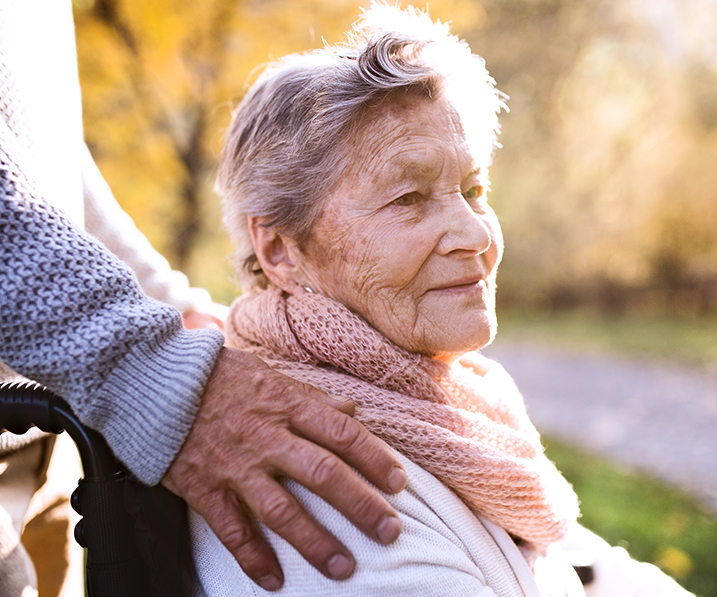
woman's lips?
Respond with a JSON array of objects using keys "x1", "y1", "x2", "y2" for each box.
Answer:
[{"x1": 429, "y1": 276, "x2": 487, "y2": 293}]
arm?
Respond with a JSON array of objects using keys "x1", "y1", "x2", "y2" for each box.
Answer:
[
  {"x1": 0, "y1": 124, "x2": 224, "y2": 482},
  {"x1": 75, "y1": 140, "x2": 406, "y2": 586},
  {"x1": 1, "y1": 125, "x2": 405, "y2": 589},
  {"x1": 80, "y1": 142, "x2": 228, "y2": 328}
]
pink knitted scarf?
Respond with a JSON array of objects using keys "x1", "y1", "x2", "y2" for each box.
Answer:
[{"x1": 226, "y1": 286, "x2": 579, "y2": 549}]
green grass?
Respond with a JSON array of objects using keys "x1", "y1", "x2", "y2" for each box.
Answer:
[
  {"x1": 545, "y1": 438, "x2": 717, "y2": 596},
  {"x1": 494, "y1": 309, "x2": 717, "y2": 595},
  {"x1": 495, "y1": 308, "x2": 717, "y2": 368}
]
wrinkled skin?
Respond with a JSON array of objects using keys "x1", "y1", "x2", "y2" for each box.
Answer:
[
  {"x1": 254, "y1": 94, "x2": 504, "y2": 363},
  {"x1": 164, "y1": 348, "x2": 406, "y2": 591}
]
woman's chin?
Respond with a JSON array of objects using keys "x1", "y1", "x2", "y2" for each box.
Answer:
[{"x1": 427, "y1": 322, "x2": 497, "y2": 364}]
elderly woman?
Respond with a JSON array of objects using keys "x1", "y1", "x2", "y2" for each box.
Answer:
[{"x1": 190, "y1": 5, "x2": 693, "y2": 596}]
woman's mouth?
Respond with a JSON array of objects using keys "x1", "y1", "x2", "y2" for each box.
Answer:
[{"x1": 430, "y1": 276, "x2": 488, "y2": 294}]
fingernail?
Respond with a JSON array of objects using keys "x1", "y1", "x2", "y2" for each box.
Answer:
[
  {"x1": 387, "y1": 466, "x2": 407, "y2": 492},
  {"x1": 337, "y1": 398, "x2": 356, "y2": 416},
  {"x1": 258, "y1": 575, "x2": 282, "y2": 591},
  {"x1": 376, "y1": 514, "x2": 402, "y2": 544},
  {"x1": 327, "y1": 553, "x2": 354, "y2": 579}
]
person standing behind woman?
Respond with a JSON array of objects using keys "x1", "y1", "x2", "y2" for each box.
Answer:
[
  {"x1": 0, "y1": 0, "x2": 406, "y2": 595},
  {"x1": 0, "y1": 2, "x2": 224, "y2": 592}
]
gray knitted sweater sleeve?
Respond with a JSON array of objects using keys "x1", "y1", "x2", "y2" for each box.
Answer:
[{"x1": 1, "y1": 133, "x2": 225, "y2": 486}]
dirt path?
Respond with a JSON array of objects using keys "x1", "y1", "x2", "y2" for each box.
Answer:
[{"x1": 482, "y1": 340, "x2": 717, "y2": 512}]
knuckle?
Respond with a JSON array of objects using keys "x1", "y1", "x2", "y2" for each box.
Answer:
[
  {"x1": 297, "y1": 532, "x2": 334, "y2": 562},
  {"x1": 308, "y1": 452, "x2": 343, "y2": 488},
  {"x1": 215, "y1": 519, "x2": 254, "y2": 554},
  {"x1": 249, "y1": 370, "x2": 295, "y2": 409},
  {"x1": 256, "y1": 491, "x2": 301, "y2": 530},
  {"x1": 325, "y1": 413, "x2": 362, "y2": 450},
  {"x1": 348, "y1": 488, "x2": 381, "y2": 521}
]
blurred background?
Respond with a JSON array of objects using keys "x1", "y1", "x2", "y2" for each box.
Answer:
[
  {"x1": 71, "y1": 0, "x2": 717, "y2": 594},
  {"x1": 72, "y1": 0, "x2": 717, "y2": 317}
]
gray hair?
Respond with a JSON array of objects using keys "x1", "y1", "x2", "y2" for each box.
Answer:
[{"x1": 217, "y1": 3, "x2": 505, "y2": 292}]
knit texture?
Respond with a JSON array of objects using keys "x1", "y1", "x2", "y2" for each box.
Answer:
[
  {"x1": 192, "y1": 452, "x2": 547, "y2": 597},
  {"x1": 80, "y1": 143, "x2": 214, "y2": 313},
  {"x1": 0, "y1": 0, "x2": 225, "y2": 482},
  {"x1": 1, "y1": 0, "x2": 213, "y2": 313},
  {"x1": 226, "y1": 287, "x2": 580, "y2": 549},
  {"x1": 0, "y1": 119, "x2": 224, "y2": 484}
]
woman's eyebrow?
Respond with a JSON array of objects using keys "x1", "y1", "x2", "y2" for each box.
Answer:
[{"x1": 389, "y1": 156, "x2": 443, "y2": 182}]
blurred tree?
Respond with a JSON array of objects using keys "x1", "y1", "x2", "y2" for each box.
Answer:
[{"x1": 74, "y1": 0, "x2": 363, "y2": 301}]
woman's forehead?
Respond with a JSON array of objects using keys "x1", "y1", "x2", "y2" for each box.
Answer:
[{"x1": 346, "y1": 97, "x2": 477, "y2": 182}]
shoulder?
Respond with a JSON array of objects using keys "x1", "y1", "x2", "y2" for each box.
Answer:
[{"x1": 190, "y1": 453, "x2": 531, "y2": 596}]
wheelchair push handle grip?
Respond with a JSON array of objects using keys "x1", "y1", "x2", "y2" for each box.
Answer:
[
  {"x1": 0, "y1": 380, "x2": 120, "y2": 478},
  {"x1": 0, "y1": 380, "x2": 65, "y2": 435},
  {"x1": 0, "y1": 381, "x2": 154, "y2": 595}
]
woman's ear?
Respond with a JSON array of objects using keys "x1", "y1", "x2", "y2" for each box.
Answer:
[{"x1": 248, "y1": 215, "x2": 304, "y2": 293}]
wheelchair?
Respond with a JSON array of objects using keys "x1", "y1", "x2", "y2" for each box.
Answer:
[{"x1": 0, "y1": 381, "x2": 192, "y2": 597}]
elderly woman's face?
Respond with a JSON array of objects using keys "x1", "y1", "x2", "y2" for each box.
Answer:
[{"x1": 296, "y1": 94, "x2": 503, "y2": 358}]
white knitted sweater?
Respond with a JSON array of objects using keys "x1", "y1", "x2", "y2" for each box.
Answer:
[
  {"x1": 191, "y1": 452, "x2": 585, "y2": 597},
  {"x1": 192, "y1": 452, "x2": 695, "y2": 597}
]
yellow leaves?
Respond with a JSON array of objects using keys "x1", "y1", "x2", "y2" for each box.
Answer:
[
  {"x1": 73, "y1": 0, "x2": 96, "y2": 10},
  {"x1": 122, "y1": 0, "x2": 193, "y2": 53},
  {"x1": 75, "y1": 0, "x2": 717, "y2": 306},
  {"x1": 75, "y1": 0, "x2": 364, "y2": 289},
  {"x1": 655, "y1": 545, "x2": 694, "y2": 579}
]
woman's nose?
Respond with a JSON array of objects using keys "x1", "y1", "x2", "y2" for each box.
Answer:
[{"x1": 435, "y1": 197, "x2": 493, "y2": 257}]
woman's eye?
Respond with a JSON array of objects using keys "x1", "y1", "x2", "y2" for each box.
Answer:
[
  {"x1": 391, "y1": 192, "x2": 421, "y2": 206},
  {"x1": 462, "y1": 185, "x2": 484, "y2": 202}
]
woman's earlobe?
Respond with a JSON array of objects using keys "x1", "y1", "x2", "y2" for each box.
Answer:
[{"x1": 248, "y1": 215, "x2": 302, "y2": 292}]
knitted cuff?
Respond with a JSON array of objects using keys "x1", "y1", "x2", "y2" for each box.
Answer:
[{"x1": 91, "y1": 327, "x2": 224, "y2": 485}]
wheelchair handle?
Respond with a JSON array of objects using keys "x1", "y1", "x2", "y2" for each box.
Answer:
[
  {"x1": 0, "y1": 380, "x2": 120, "y2": 478},
  {"x1": 0, "y1": 380, "x2": 153, "y2": 596}
]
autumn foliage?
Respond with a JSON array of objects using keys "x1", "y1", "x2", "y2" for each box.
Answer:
[{"x1": 74, "y1": 0, "x2": 717, "y2": 314}]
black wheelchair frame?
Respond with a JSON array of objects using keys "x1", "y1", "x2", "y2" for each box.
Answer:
[{"x1": 0, "y1": 381, "x2": 190, "y2": 597}]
